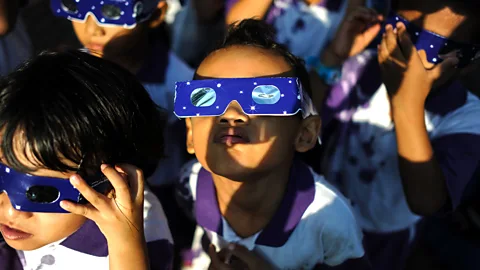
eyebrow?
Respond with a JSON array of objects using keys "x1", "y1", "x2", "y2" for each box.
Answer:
[{"x1": 192, "y1": 70, "x2": 297, "y2": 80}]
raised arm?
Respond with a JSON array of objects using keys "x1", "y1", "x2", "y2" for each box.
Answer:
[{"x1": 225, "y1": 0, "x2": 273, "y2": 25}]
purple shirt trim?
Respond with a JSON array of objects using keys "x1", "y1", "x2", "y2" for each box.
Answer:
[
  {"x1": 148, "y1": 239, "x2": 174, "y2": 270},
  {"x1": 431, "y1": 133, "x2": 480, "y2": 210},
  {"x1": 60, "y1": 220, "x2": 109, "y2": 257},
  {"x1": 195, "y1": 160, "x2": 316, "y2": 247}
]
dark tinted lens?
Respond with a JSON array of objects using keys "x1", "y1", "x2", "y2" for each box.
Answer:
[
  {"x1": 102, "y1": 4, "x2": 122, "y2": 20},
  {"x1": 26, "y1": 186, "x2": 60, "y2": 203},
  {"x1": 61, "y1": 0, "x2": 78, "y2": 14}
]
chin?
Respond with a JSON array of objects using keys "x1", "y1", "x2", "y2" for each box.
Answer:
[{"x1": 3, "y1": 238, "x2": 45, "y2": 251}]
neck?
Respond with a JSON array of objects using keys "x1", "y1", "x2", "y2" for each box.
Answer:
[
  {"x1": 104, "y1": 34, "x2": 150, "y2": 75},
  {"x1": 211, "y1": 161, "x2": 293, "y2": 237}
]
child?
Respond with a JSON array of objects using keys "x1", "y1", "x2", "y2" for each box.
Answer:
[
  {"x1": 0, "y1": 50, "x2": 173, "y2": 270},
  {"x1": 51, "y1": 0, "x2": 194, "y2": 186},
  {"x1": 0, "y1": 0, "x2": 32, "y2": 76},
  {"x1": 320, "y1": 1, "x2": 480, "y2": 269},
  {"x1": 225, "y1": 0, "x2": 373, "y2": 60},
  {"x1": 175, "y1": 19, "x2": 369, "y2": 269}
]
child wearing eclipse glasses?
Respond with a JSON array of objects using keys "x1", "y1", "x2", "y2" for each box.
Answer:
[
  {"x1": 175, "y1": 19, "x2": 370, "y2": 270},
  {"x1": 0, "y1": 50, "x2": 173, "y2": 270},
  {"x1": 51, "y1": 0, "x2": 194, "y2": 187},
  {"x1": 318, "y1": 1, "x2": 480, "y2": 269}
]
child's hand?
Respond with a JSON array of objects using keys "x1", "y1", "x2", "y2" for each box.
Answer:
[
  {"x1": 326, "y1": 7, "x2": 383, "y2": 63},
  {"x1": 378, "y1": 22, "x2": 459, "y2": 112},
  {"x1": 60, "y1": 164, "x2": 145, "y2": 241},
  {"x1": 60, "y1": 164, "x2": 148, "y2": 270},
  {"x1": 208, "y1": 244, "x2": 275, "y2": 270}
]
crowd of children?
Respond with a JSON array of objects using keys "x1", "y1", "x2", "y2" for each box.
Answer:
[{"x1": 0, "y1": 0, "x2": 479, "y2": 269}]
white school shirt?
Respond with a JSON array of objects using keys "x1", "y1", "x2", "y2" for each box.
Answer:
[
  {"x1": 177, "y1": 159, "x2": 365, "y2": 270},
  {"x1": 322, "y1": 49, "x2": 480, "y2": 233},
  {"x1": 16, "y1": 188, "x2": 173, "y2": 270}
]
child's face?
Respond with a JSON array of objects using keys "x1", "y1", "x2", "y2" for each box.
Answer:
[
  {"x1": 0, "y1": 141, "x2": 86, "y2": 251},
  {"x1": 186, "y1": 46, "x2": 320, "y2": 180},
  {"x1": 72, "y1": 14, "x2": 147, "y2": 57}
]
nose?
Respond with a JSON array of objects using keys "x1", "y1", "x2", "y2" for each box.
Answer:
[
  {"x1": 85, "y1": 14, "x2": 105, "y2": 37},
  {"x1": 0, "y1": 193, "x2": 32, "y2": 220},
  {"x1": 217, "y1": 101, "x2": 250, "y2": 126}
]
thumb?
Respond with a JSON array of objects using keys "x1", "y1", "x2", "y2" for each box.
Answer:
[
  {"x1": 361, "y1": 23, "x2": 382, "y2": 47},
  {"x1": 230, "y1": 244, "x2": 258, "y2": 267},
  {"x1": 429, "y1": 56, "x2": 459, "y2": 83}
]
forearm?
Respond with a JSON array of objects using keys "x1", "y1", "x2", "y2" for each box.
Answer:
[
  {"x1": 393, "y1": 106, "x2": 448, "y2": 216},
  {"x1": 226, "y1": 0, "x2": 273, "y2": 25},
  {"x1": 309, "y1": 46, "x2": 345, "y2": 113},
  {"x1": 108, "y1": 236, "x2": 149, "y2": 270}
]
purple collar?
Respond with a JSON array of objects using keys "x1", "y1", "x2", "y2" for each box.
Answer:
[
  {"x1": 60, "y1": 220, "x2": 108, "y2": 257},
  {"x1": 195, "y1": 160, "x2": 316, "y2": 247}
]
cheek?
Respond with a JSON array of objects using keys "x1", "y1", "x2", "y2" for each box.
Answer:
[
  {"x1": 72, "y1": 22, "x2": 87, "y2": 44},
  {"x1": 35, "y1": 213, "x2": 86, "y2": 237}
]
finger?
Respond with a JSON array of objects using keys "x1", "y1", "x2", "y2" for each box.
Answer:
[
  {"x1": 378, "y1": 33, "x2": 390, "y2": 64},
  {"x1": 396, "y1": 22, "x2": 421, "y2": 65},
  {"x1": 69, "y1": 174, "x2": 109, "y2": 211},
  {"x1": 361, "y1": 22, "x2": 381, "y2": 45},
  {"x1": 60, "y1": 200, "x2": 98, "y2": 220},
  {"x1": 229, "y1": 244, "x2": 259, "y2": 268},
  {"x1": 208, "y1": 245, "x2": 228, "y2": 269},
  {"x1": 114, "y1": 164, "x2": 145, "y2": 205},
  {"x1": 429, "y1": 56, "x2": 459, "y2": 83},
  {"x1": 101, "y1": 164, "x2": 133, "y2": 205},
  {"x1": 384, "y1": 24, "x2": 405, "y2": 62}
]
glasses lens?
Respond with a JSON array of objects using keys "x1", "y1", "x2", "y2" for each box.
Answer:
[
  {"x1": 61, "y1": 0, "x2": 78, "y2": 14},
  {"x1": 26, "y1": 186, "x2": 60, "y2": 204},
  {"x1": 102, "y1": 4, "x2": 122, "y2": 20},
  {"x1": 190, "y1": 87, "x2": 217, "y2": 107}
]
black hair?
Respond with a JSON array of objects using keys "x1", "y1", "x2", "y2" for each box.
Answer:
[
  {"x1": 212, "y1": 19, "x2": 313, "y2": 99},
  {"x1": 0, "y1": 50, "x2": 167, "y2": 179}
]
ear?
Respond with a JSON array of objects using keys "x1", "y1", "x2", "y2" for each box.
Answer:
[
  {"x1": 294, "y1": 115, "x2": 321, "y2": 153},
  {"x1": 185, "y1": 118, "x2": 195, "y2": 154},
  {"x1": 148, "y1": 1, "x2": 168, "y2": 29}
]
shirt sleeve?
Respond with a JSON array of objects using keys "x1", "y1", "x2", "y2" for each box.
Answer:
[
  {"x1": 431, "y1": 133, "x2": 480, "y2": 210},
  {"x1": 319, "y1": 194, "x2": 366, "y2": 266}
]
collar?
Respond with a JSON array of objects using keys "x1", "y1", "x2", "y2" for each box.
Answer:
[
  {"x1": 195, "y1": 160, "x2": 316, "y2": 247},
  {"x1": 60, "y1": 220, "x2": 108, "y2": 257}
]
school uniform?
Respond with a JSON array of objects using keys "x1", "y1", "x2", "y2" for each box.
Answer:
[
  {"x1": 177, "y1": 159, "x2": 369, "y2": 270},
  {"x1": 0, "y1": 188, "x2": 173, "y2": 270},
  {"x1": 321, "y1": 49, "x2": 480, "y2": 269}
]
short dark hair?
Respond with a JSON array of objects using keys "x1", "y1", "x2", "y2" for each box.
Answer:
[
  {"x1": 0, "y1": 50, "x2": 167, "y2": 179},
  {"x1": 214, "y1": 19, "x2": 313, "y2": 99}
]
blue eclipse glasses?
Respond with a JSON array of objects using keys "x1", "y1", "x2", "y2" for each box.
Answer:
[
  {"x1": 51, "y1": 0, "x2": 163, "y2": 28},
  {"x1": 174, "y1": 77, "x2": 317, "y2": 118},
  {"x1": 383, "y1": 13, "x2": 480, "y2": 68},
  {"x1": 0, "y1": 163, "x2": 112, "y2": 213}
]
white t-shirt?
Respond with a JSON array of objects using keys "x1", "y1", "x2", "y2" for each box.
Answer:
[{"x1": 177, "y1": 159, "x2": 366, "y2": 269}]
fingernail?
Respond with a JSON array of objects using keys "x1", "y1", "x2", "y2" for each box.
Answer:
[
  {"x1": 101, "y1": 164, "x2": 108, "y2": 171},
  {"x1": 70, "y1": 175, "x2": 80, "y2": 187},
  {"x1": 60, "y1": 201, "x2": 70, "y2": 209}
]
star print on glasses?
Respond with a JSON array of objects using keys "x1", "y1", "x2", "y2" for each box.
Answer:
[
  {"x1": 382, "y1": 13, "x2": 480, "y2": 68},
  {"x1": 50, "y1": 0, "x2": 164, "y2": 28},
  {"x1": 174, "y1": 77, "x2": 317, "y2": 118},
  {"x1": 0, "y1": 162, "x2": 112, "y2": 213}
]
